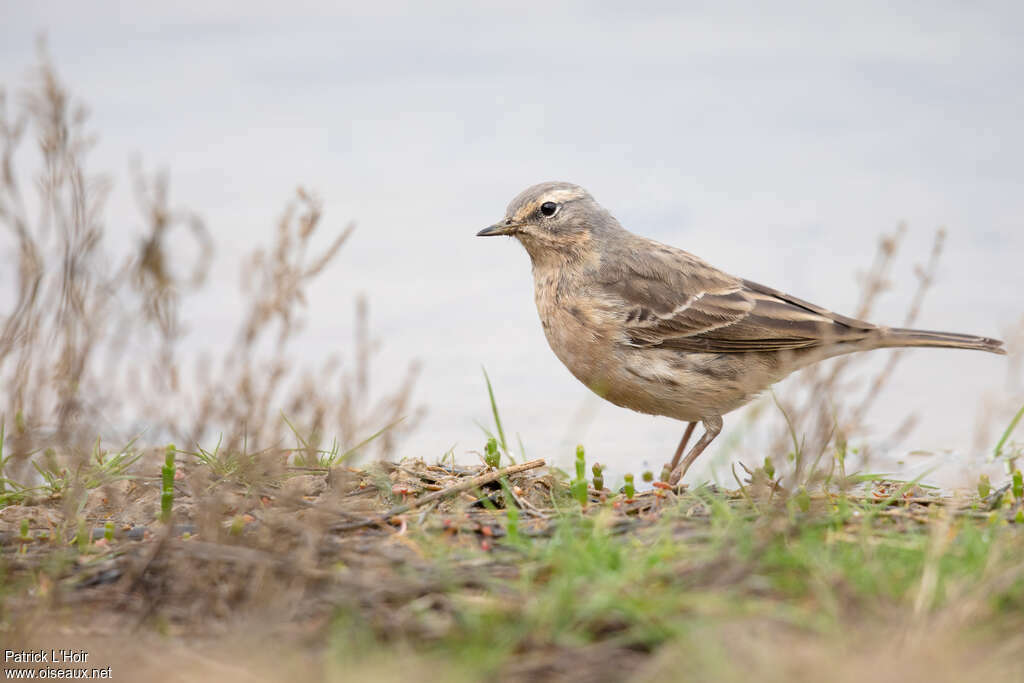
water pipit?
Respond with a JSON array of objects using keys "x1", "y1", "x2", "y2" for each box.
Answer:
[{"x1": 477, "y1": 182, "x2": 1005, "y2": 484}]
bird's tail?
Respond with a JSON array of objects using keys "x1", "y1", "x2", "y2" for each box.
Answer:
[{"x1": 878, "y1": 327, "x2": 1006, "y2": 355}]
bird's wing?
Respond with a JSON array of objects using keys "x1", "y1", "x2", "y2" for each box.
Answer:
[{"x1": 595, "y1": 242, "x2": 877, "y2": 353}]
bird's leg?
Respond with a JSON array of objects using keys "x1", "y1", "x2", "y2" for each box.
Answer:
[
  {"x1": 665, "y1": 422, "x2": 697, "y2": 480},
  {"x1": 667, "y1": 416, "x2": 723, "y2": 486}
]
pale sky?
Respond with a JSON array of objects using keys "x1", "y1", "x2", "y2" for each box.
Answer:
[{"x1": 2, "y1": 1, "x2": 1022, "y2": 485}]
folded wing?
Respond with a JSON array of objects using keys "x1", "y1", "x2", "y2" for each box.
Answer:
[{"x1": 596, "y1": 243, "x2": 877, "y2": 353}]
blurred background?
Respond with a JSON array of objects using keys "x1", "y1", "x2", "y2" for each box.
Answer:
[{"x1": 2, "y1": 0, "x2": 1022, "y2": 484}]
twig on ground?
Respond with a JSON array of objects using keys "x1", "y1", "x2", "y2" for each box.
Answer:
[{"x1": 332, "y1": 458, "x2": 546, "y2": 530}]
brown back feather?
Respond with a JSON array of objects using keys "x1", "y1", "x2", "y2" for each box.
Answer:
[{"x1": 596, "y1": 238, "x2": 879, "y2": 353}]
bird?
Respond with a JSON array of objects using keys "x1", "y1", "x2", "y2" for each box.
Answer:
[{"x1": 476, "y1": 181, "x2": 1006, "y2": 485}]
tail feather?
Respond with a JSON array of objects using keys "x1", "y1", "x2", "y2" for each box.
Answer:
[{"x1": 880, "y1": 327, "x2": 1006, "y2": 355}]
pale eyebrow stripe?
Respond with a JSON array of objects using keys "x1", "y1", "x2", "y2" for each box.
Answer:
[{"x1": 518, "y1": 188, "x2": 588, "y2": 218}]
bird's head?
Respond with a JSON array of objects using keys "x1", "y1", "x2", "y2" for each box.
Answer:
[{"x1": 477, "y1": 182, "x2": 618, "y2": 264}]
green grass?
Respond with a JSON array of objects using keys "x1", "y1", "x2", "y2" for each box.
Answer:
[
  {"x1": 4, "y1": 433, "x2": 1024, "y2": 681},
  {"x1": 4, "y1": 399, "x2": 1024, "y2": 681},
  {"x1": 284, "y1": 413, "x2": 406, "y2": 468},
  {"x1": 476, "y1": 367, "x2": 524, "y2": 466},
  {"x1": 329, "y1": 400, "x2": 1024, "y2": 679},
  {"x1": 325, "y1": 483, "x2": 1024, "y2": 678}
]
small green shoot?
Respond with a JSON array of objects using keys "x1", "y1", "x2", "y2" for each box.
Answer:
[
  {"x1": 623, "y1": 473, "x2": 635, "y2": 501},
  {"x1": 978, "y1": 474, "x2": 991, "y2": 499},
  {"x1": 104, "y1": 520, "x2": 114, "y2": 542},
  {"x1": 642, "y1": 470, "x2": 653, "y2": 483},
  {"x1": 591, "y1": 463, "x2": 604, "y2": 491},
  {"x1": 484, "y1": 437, "x2": 501, "y2": 468},
  {"x1": 161, "y1": 444, "x2": 176, "y2": 523},
  {"x1": 18, "y1": 518, "x2": 28, "y2": 554},
  {"x1": 75, "y1": 518, "x2": 88, "y2": 552},
  {"x1": 764, "y1": 456, "x2": 775, "y2": 480},
  {"x1": 1013, "y1": 470, "x2": 1023, "y2": 503},
  {"x1": 570, "y1": 445, "x2": 588, "y2": 506}
]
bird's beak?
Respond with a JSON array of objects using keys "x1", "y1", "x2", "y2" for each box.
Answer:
[{"x1": 476, "y1": 221, "x2": 520, "y2": 237}]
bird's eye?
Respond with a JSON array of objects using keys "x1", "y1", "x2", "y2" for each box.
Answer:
[{"x1": 540, "y1": 201, "x2": 558, "y2": 217}]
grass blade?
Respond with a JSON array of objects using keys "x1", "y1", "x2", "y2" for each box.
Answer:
[
  {"x1": 482, "y1": 367, "x2": 508, "y2": 454},
  {"x1": 993, "y1": 402, "x2": 1024, "y2": 459},
  {"x1": 337, "y1": 417, "x2": 406, "y2": 464}
]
